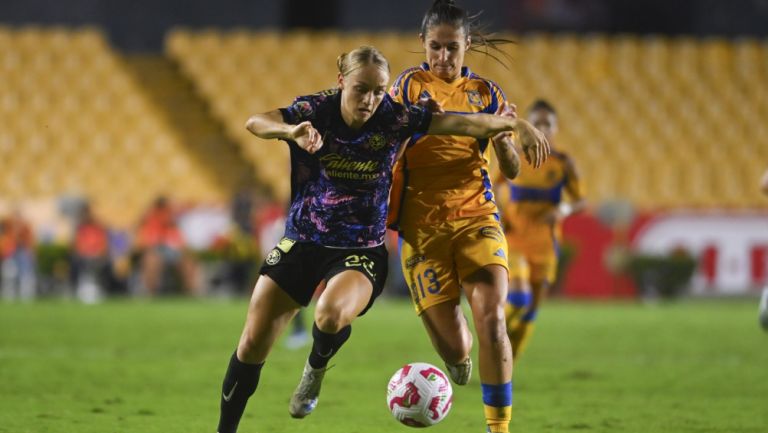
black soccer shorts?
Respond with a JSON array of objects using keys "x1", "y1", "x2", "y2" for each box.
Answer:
[{"x1": 259, "y1": 237, "x2": 388, "y2": 315}]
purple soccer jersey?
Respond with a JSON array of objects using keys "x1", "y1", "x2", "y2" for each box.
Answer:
[{"x1": 279, "y1": 89, "x2": 432, "y2": 248}]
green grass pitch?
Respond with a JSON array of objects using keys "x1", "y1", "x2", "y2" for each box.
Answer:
[{"x1": 1, "y1": 297, "x2": 766, "y2": 433}]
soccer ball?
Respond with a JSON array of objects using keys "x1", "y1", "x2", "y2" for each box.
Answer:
[{"x1": 386, "y1": 362, "x2": 453, "y2": 427}]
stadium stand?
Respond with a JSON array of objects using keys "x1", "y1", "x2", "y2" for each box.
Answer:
[
  {"x1": 0, "y1": 26, "x2": 244, "y2": 227},
  {"x1": 166, "y1": 30, "x2": 768, "y2": 209},
  {"x1": 2, "y1": 27, "x2": 766, "y2": 222}
]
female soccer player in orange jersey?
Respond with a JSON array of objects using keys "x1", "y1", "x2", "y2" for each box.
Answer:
[
  {"x1": 496, "y1": 100, "x2": 586, "y2": 360},
  {"x1": 215, "y1": 45, "x2": 546, "y2": 433},
  {"x1": 388, "y1": 1, "x2": 550, "y2": 432}
]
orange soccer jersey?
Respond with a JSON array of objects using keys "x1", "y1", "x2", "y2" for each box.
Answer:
[
  {"x1": 387, "y1": 63, "x2": 507, "y2": 229},
  {"x1": 496, "y1": 150, "x2": 583, "y2": 277}
]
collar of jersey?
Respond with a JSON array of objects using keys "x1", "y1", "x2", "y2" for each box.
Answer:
[{"x1": 420, "y1": 62, "x2": 472, "y2": 79}]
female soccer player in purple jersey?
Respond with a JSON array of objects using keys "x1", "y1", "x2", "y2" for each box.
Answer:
[{"x1": 215, "y1": 45, "x2": 548, "y2": 433}]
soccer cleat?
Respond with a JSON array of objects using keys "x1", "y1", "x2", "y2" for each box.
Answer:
[
  {"x1": 289, "y1": 361, "x2": 328, "y2": 418},
  {"x1": 445, "y1": 357, "x2": 472, "y2": 385}
]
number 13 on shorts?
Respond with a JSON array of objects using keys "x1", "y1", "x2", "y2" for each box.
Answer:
[
  {"x1": 402, "y1": 251, "x2": 455, "y2": 314},
  {"x1": 415, "y1": 268, "x2": 441, "y2": 299}
]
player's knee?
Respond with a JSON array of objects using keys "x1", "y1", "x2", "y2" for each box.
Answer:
[
  {"x1": 238, "y1": 333, "x2": 266, "y2": 363},
  {"x1": 440, "y1": 331, "x2": 472, "y2": 363},
  {"x1": 314, "y1": 301, "x2": 350, "y2": 334}
]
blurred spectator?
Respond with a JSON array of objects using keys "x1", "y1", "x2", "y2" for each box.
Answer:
[
  {"x1": 761, "y1": 167, "x2": 768, "y2": 196},
  {"x1": 0, "y1": 210, "x2": 37, "y2": 300},
  {"x1": 134, "y1": 196, "x2": 199, "y2": 296},
  {"x1": 71, "y1": 203, "x2": 111, "y2": 303},
  {"x1": 251, "y1": 194, "x2": 287, "y2": 256},
  {"x1": 220, "y1": 189, "x2": 262, "y2": 295}
]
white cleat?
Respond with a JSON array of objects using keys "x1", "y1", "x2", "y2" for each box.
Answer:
[
  {"x1": 759, "y1": 286, "x2": 768, "y2": 331},
  {"x1": 289, "y1": 361, "x2": 327, "y2": 418},
  {"x1": 445, "y1": 357, "x2": 472, "y2": 386}
]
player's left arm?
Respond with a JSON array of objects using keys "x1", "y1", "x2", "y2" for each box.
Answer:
[
  {"x1": 558, "y1": 154, "x2": 587, "y2": 219},
  {"x1": 428, "y1": 113, "x2": 548, "y2": 162}
]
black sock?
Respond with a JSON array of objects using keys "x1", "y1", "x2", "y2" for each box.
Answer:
[
  {"x1": 307, "y1": 322, "x2": 352, "y2": 369},
  {"x1": 217, "y1": 351, "x2": 264, "y2": 433}
]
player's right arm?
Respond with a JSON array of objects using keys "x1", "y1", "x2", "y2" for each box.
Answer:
[
  {"x1": 245, "y1": 110, "x2": 323, "y2": 154},
  {"x1": 556, "y1": 154, "x2": 587, "y2": 220}
]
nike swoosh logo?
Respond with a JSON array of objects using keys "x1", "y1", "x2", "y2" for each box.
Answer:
[
  {"x1": 223, "y1": 381, "x2": 238, "y2": 402},
  {"x1": 317, "y1": 348, "x2": 333, "y2": 358}
]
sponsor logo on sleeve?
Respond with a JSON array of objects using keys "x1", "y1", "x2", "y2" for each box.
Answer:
[{"x1": 295, "y1": 100, "x2": 314, "y2": 117}]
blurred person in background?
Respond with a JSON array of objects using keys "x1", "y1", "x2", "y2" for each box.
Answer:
[
  {"x1": 134, "y1": 196, "x2": 199, "y2": 296},
  {"x1": 496, "y1": 99, "x2": 586, "y2": 359},
  {"x1": 761, "y1": 167, "x2": 768, "y2": 196},
  {"x1": 0, "y1": 210, "x2": 37, "y2": 300},
  {"x1": 388, "y1": 1, "x2": 549, "y2": 431},
  {"x1": 71, "y1": 203, "x2": 110, "y2": 303},
  {"x1": 217, "y1": 187, "x2": 260, "y2": 296}
]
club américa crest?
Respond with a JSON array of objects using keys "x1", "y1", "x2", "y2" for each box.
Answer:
[
  {"x1": 265, "y1": 248, "x2": 282, "y2": 265},
  {"x1": 368, "y1": 133, "x2": 386, "y2": 150}
]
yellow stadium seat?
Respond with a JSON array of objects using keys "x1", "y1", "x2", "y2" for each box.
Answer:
[{"x1": 155, "y1": 30, "x2": 768, "y2": 209}]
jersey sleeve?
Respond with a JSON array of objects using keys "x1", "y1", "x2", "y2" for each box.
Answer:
[
  {"x1": 279, "y1": 94, "x2": 319, "y2": 125},
  {"x1": 485, "y1": 79, "x2": 508, "y2": 114},
  {"x1": 389, "y1": 67, "x2": 421, "y2": 107},
  {"x1": 491, "y1": 81, "x2": 508, "y2": 105}
]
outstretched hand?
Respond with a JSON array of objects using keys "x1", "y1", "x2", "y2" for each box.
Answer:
[
  {"x1": 290, "y1": 121, "x2": 323, "y2": 154},
  {"x1": 516, "y1": 119, "x2": 550, "y2": 168}
]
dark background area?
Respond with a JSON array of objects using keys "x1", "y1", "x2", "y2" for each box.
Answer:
[{"x1": 1, "y1": 0, "x2": 767, "y2": 51}]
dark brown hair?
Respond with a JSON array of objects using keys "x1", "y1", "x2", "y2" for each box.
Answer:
[
  {"x1": 420, "y1": 0, "x2": 513, "y2": 67},
  {"x1": 529, "y1": 99, "x2": 557, "y2": 116}
]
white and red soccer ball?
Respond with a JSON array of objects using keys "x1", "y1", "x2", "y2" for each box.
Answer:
[{"x1": 386, "y1": 362, "x2": 453, "y2": 427}]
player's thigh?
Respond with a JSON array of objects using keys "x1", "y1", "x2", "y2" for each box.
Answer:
[
  {"x1": 317, "y1": 244, "x2": 388, "y2": 324},
  {"x1": 238, "y1": 274, "x2": 301, "y2": 363},
  {"x1": 462, "y1": 264, "x2": 508, "y2": 306},
  {"x1": 316, "y1": 270, "x2": 374, "y2": 330},
  {"x1": 506, "y1": 248, "x2": 531, "y2": 293},
  {"x1": 399, "y1": 229, "x2": 460, "y2": 315},
  {"x1": 454, "y1": 216, "x2": 508, "y2": 286}
]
